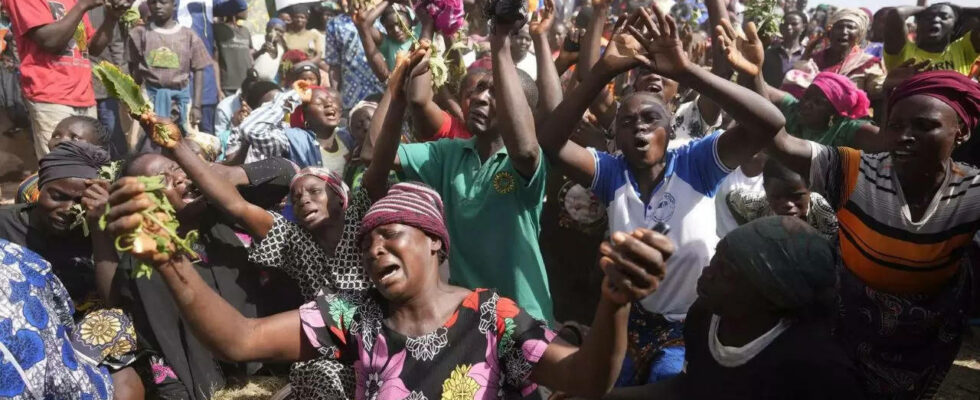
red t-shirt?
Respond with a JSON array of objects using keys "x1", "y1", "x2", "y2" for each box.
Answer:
[
  {"x1": 427, "y1": 110, "x2": 473, "y2": 141},
  {"x1": 5, "y1": 0, "x2": 95, "y2": 107}
]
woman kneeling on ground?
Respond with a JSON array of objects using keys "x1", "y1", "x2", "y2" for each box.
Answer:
[{"x1": 102, "y1": 177, "x2": 674, "y2": 399}]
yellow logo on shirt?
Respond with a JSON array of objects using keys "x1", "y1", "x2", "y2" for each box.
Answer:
[{"x1": 492, "y1": 171, "x2": 516, "y2": 194}]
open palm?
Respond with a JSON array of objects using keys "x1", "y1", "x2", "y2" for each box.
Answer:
[
  {"x1": 626, "y1": 6, "x2": 691, "y2": 78},
  {"x1": 715, "y1": 20, "x2": 764, "y2": 77}
]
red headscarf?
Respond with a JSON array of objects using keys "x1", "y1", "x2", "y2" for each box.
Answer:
[
  {"x1": 888, "y1": 70, "x2": 980, "y2": 132},
  {"x1": 810, "y1": 72, "x2": 871, "y2": 119}
]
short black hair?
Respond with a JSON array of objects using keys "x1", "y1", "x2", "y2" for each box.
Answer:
[
  {"x1": 784, "y1": 10, "x2": 808, "y2": 26},
  {"x1": 763, "y1": 158, "x2": 806, "y2": 186},
  {"x1": 245, "y1": 80, "x2": 282, "y2": 109},
  {"x1": 120, "y1": 152, "x2": 162, "y2": 177},
  {"x1": 460, "y1": 68, "x2": 538, "y2": 109},
  {"x1": 58, "y1": 115, "x2": 109, "y2": 148}
]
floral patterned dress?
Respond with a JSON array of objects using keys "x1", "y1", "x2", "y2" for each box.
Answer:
[{"x1": 299, "y1": 288, "x2": 557, "y2": 400}]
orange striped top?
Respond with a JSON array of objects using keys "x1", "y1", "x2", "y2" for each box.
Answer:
[{"x1": 809, "y1": 144, "x2": 980, "y2": 295}]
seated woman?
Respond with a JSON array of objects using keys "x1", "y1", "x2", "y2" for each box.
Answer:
[
  {"x1": 102, "y1": 176, "x2": 672, "y2": 399},
  {"x1": 726, "y1": 158, "x2": 838, "y2": 240},
  {"x1": 0, "y1": 239, "x2": 120, "y2": 399},
  {"x1": 144, "y1": 59, "x2": 408, "y2": 397},
  {"x1": 609, "y1": 217, "x2": 864, "y2": 399},
  {"x1": 0, "y1": 141, "x2": 143, "y2": 398},
  {"x1": 716, "y1": 20, "x2": 883, "y2": 151}
]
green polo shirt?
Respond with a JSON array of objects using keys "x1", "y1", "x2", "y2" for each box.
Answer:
[
  {"x1": 779, "y1": 95, "x2": 869, "y2": 147},
  {"x1": 397, "y1": 138, "x2": 554, "y2": 322}
]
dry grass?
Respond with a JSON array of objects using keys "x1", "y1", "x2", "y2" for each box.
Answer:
[{"x1": 211, "y1": 377, "x2": 287, "y2": 400}]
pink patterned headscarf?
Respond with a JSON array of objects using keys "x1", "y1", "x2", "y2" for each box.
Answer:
[
  {"x1": 417, "y1": 0, "x2": 464, "y2": 35},
  {"x1": 290, "y1": 167, "x2": 350, "y2": 210},
  {"x1": 810, "y1": 72, "x2": 871, "y2": 119}
]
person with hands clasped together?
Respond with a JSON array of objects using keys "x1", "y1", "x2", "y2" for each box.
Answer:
[
  {"x1": 537, "y1": 6, "x2": 786, "y2": 386},
  {"x1": 365, "y1": 19, "x2": 554, "y2": 323},
  {"x1": 101, "y1": 48, "x2": 675, "y2": 396}
]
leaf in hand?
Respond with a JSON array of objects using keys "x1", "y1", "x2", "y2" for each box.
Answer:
[{"x1": 93, "y1": 61, "x2": 152, "y2": 116}]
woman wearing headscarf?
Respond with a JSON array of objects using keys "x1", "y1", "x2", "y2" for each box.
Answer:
[
  {"x1": 102, "y1": 174, "x2": 674, "y2": 400},
  {"x1": 766, "y1": 69, "x2": 980, "y2": 399},
  {"x1": 0, "y1": 141, "x2": 144, "y2": 398},
  {"x1": 716, "y1": 21, "x2": 883, "y2": 151},
  {"x1": 807, "y1": 8, "x2": 886, "y2": 100},
  {"x1": 607, "y1": 217, "x2": 864, "y2": 399},
  {"x1": 143, "y1": 56, "x2": 412, "y2": 395}
]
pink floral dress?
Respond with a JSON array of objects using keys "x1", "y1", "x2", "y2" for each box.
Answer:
[{"x1": 299, "y1": 288, "x2": 557, "y2": 400}]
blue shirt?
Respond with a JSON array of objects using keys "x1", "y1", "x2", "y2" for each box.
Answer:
[
  {"x1": 590, "y1": 132, "x2": 731, "y2": 320},
  {"x1": 324, "y1": 14, "x2": 384, "y2": 112}
]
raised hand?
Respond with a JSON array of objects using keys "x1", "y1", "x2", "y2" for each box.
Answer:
[
  {"x1": 388, "y1": 42, "x2": 430, "y2": 94},
  {"x1": 715, "y1": 20, "x2": 764, "y2": 77},
  {"x1": 529, "y1": 0, "x2": 556, "y2": 37},
  {"x1": 81, "y1": 179, "x2": 110, "y2": 231},
  {"x1": 104, "y1": 178, "x2": 172, "y2": 265},
  {"x1": 883, "y1": 58, "x2": 931, "y2": 91},
  {"x1": 599, "y1": 228, "x2": 674, "y2": 305},
  {"x1": 596, "y1": 13, "x2": 650, "y2": 74},
  {"x1": 626, "y1": 6, "x2": 692, "y2": 79}
]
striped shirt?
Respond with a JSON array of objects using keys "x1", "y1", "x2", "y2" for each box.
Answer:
[{"x1": 809, "y1": 143, "x2": 980, "y2": 294}]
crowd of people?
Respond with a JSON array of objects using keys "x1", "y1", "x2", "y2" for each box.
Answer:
[{"x1": 1, "y1": 0, "x2": 979, "y2": 398}]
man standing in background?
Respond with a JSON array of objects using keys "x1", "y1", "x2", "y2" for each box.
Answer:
[
  {"x1": 4, "y1": 0, "x2": 132, "y2": 159},
  {"x1": 175, "y1": 0, "x2": 247, "y2": 134}
]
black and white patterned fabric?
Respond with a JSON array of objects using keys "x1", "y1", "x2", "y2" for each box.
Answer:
[{"x1": 248, "y1": 187, "x2": 373, "y2": 399}]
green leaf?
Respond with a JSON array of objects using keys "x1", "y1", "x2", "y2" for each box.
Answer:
[{"x1": 93, "y1": 61, "x2": 152, "y2": 116}]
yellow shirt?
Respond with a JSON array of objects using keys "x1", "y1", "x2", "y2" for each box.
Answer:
[
  {"x1": 884, "y1": 32, "x2": 979, "y2": 75},
  {"x1": 283, "y1": 29, "x2": 324, "y2": 59}
]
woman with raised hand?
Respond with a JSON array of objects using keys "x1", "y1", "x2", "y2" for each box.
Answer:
[
  {"x1": 101, "y1": 170, "x2": 674, "y2": 400},
  {"x1": 537, "y1": 5, "x2": 785, "y2": 386},
  {"x1": 715, "y1": 19, "x2": 883, "y2": 152},
  {"x1": 134, "y1": 48, "x2": 431, "y2": 400}
]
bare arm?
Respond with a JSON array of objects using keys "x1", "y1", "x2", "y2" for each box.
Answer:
[
  {"x1": 538, "y1": 28, "x2": 643, "y2": 187},
  {"x1": 847, "y1": 124, "x2": 886, "y2": 153},
  {"x1": 531, "y1": 0, "x2": 562, "y2": 115},
  {"x1": 406, "y1": 17, "x2": 447, "y2": 141},
  {"x1": 577, "y1": 1, "x2": 610, "y2": 82},
  {"x1": 354, "y1": 2, "x2": 392, "y2": 82},
  {"x1": 166, "y1": 140, "x2": 275, "y2": 237},
  {"x1": 88, "y1": 3, "x2": 128, "y2": 57},
  {"x1": 27, "y1": 0, "x2": 98, "y2": 54},
  {"x1": 884, "y1": 6, "x2": 922, "y2": 54},
  {"x1": 490, "y1": 26, "x2": 540, "y2": 178},
  {"x1": 533, "y1": 229, "x2": 673, "y2": 398},
  {"x1": 697, "y1": 0, "x2": 735, "y2": 131}
]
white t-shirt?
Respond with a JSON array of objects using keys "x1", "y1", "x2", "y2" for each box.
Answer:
[
  {"x1": 589, "y1": 131, "x2": 732, "y2": 320},
  {"x1": 715, "y1": 168, "x2": 764, "y2": 237},
  {"x1": 516, "y1": 52, "x2": 538, "y2": 81},
  {"x1": 252, "y1": 34, "x2": 284, "y2": 82}
]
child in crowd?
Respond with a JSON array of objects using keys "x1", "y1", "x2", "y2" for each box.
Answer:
[
  {"x1": 214, "y1": 12, "x2": 254, "y2": 97},
  {"x1": 355, "y1": 0, "x2": 420, "y2": 81},
  {"x1": 252, "y1": 18, "x2": 287, "y2": 82},
  {"x1": 727, "y1": 158, "x2": 838, "y2": 240},
  {"x1": 127, "y1": 0, "x2": 211, "y2": 128}
]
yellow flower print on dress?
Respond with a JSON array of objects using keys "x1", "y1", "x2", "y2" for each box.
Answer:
[
  {"x1": 80, "y1": 312, "x2": 121, "y2": 347},
  {"x1": 441, "y1": 364, "x2": 480, "y2": 400},
  {"x1": 492, "y1": 171, "x2": 516, "y2": 195}
]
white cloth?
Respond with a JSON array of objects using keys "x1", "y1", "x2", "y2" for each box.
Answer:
[
  {"x1": 715, "y1": 168, "x2": 764, "y2": 237},
  {"x1": 251, "y1": 35, "x2": 284, "y2": 82},
  {"x1": 670, "y1": 97, "x2": 723, "y2": 141},
  {"x1": 516, "y1": 52, "x2": 538, "y2": 81},
  {"x1": 708, "y1": 314, "x2": 790, "y2": 367}
]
